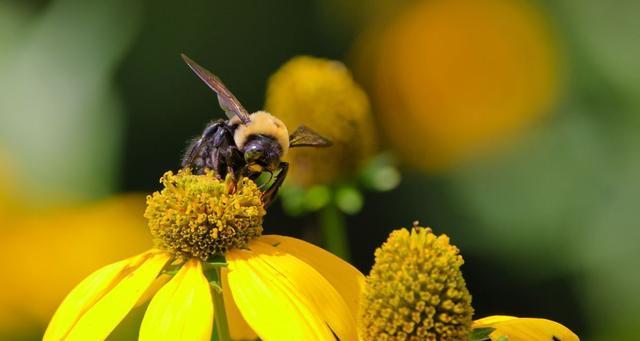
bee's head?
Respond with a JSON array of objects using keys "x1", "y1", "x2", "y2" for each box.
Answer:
[{"x1": 243, "y1": 135, "x2": 283, "y2": 173}]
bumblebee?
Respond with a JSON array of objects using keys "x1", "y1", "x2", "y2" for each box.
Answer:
[{"x1": 180, "y1": 54, "x2": 331, "y2": 207}]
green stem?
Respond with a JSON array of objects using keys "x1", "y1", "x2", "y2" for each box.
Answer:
[
  {"x1": 319, "y1": 203, "x2": 351, "y2": 261},
  {"x1": 207, "y1": 267, "x2": 231, "y2": 341}
]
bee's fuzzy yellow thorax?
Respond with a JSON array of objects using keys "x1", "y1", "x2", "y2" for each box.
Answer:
[{"x1": 233, "y1": 111, "x2": 290, "y2": 157}]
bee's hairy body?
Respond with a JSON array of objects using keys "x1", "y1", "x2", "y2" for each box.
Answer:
[
  {"x1": 180, "y1": 54, "x2": 331, "y2": 207},
  {"x1": 231, "y1": 111, "x2": 290, "y2": 157},
  {"x1": 184, "y1": 111, "x2": 288, "y2": 179},
  {"x1": 183, "y1": 119, "x2": 240, "y2": 175}
]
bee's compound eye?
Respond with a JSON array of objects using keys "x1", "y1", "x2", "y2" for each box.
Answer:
[{"x1": 244, "y1": 146, "x2": 263, "y2": 163}]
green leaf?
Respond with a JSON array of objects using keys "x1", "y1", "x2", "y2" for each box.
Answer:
[{"x1": 468, "y1": 327, "x2": 495, "y2": 341}]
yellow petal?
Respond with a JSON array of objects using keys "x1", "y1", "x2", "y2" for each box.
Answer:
[
  {"x1": 135, "y1": 274, "x2": 172, "y2": 308},
  {"x1": 257, "y1": 240, "x2": 357, "y2": 340},
  {"x1": 473, "y1": 315, "x2": 517, "y2": 326},
  {"x1": 226, "y1": 246, "x2": 335, "y2": 341},
  {"x1": 43, "y1": 250, "x2": 158, "y2": 340},
  {"x1": 3, "y1": 194, "x2": 151, "y2": 332},
  {"x1": 43, "y1": 255, "x2": 138, "y2": 341},
  {"x1": 60, "y1": 251, "x2": 169, "y2": 340},
  {"x1": 473, "y1": 315, "x2": 579, "y2": 341},
  {"x1": 221, "y1": 267, "x2": 258, "y2": 341},
  {"x1": 257, "y1": 235, "x2": 365, "y2": 318},
  {"x1": 139, "y1": 259, "x2": 213, "y2": 341}
]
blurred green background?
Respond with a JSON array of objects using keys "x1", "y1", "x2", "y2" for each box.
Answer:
[{"x1": 1, "y1": 0, "x2": 638, "y2": 340}]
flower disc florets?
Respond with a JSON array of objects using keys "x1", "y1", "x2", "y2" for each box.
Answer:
[
  {"x1": 145, "y1": 169, "x2": 265, "y2": 260},
  {"x1": 359, "y1": 227, "x2": 473, "y2": 341}
]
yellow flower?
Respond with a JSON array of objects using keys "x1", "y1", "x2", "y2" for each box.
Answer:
[
  {"x1": 44, "y1": 169, "x2": 364, "y2": 341},
  {"x1": 0, "y1": 148, "x2": 24, "y2": 217},
  {"x1": 0, "y1": 195, "x2": 151, "y2": 334},
  {"x1": 359, "y1": 0, "x2": 561, "y2": 172},
  {"x1": 359, "y1": 227, "x2": 474, "y2": 340},
  {"x1": 265, "y1": 56, "x2": 377, "y2": 187},
  {"x1": 0, "y1": 148, "x2": 152, "y2": 336},
  {"x1": 358, "y1": 227, "x2": 579, "y2": 341},
  {"x1": 473, "y1": 315, "x2": 579, "y2": 341}
]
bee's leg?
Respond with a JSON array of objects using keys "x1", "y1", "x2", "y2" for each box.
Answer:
[
  {"x1": 262, "y1": 162, "x2": 288, "y2": 208},
  {"x1": 182, "y1": 119, "x2": 227, "y2": 170},
  {"x1": 210, "y1": 148, "x2": 225, "y2": 180},
  {"x1": 222, "y1": 146, "x2": 244, "y2": 193},
  {"x1": 212, "y1": 122, "x2": 234, "y2": 148},
  {"x1": 209, "y1": 126, "x2": 236, "y2": 178}
]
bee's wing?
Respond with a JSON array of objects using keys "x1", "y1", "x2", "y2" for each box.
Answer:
[
  {"x1": 181, "y1": 54, "x2": 251, "y2": 124},
  {"x1": 289, "y1": 125, "x2": 333, "y2": 148}
]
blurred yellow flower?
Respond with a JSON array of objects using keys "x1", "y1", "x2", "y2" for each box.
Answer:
[
  {"x1": 266, "y1": 56, "x2": 378, "y2": 186},
  {"x1": 0, "y1": 195, "x2": 151, "y2": 334},
  {"x1": 358, "y1": 226, "x2": 578, "y2": 341},
  {"x1": 45, "y1": 169, "x2": 364, "y2": 340},
  {"x1": 360, "y1": 0, "x2": 561, "y2": 172}
]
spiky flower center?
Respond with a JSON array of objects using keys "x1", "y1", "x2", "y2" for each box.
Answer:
[
  {"x1": 359, "y1": 227, "x2": 474, "y2": 341},
  {"x1": 144, "y1": 169, "x2": 265, "y2": 260}
]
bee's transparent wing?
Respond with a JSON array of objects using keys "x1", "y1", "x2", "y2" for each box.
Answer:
[
  {"x1": 181, "y1": 54, "x2": 251, "y2": 124},
  {"x1": 289, "y1": 125, "x2": 332, "y2": 148}
]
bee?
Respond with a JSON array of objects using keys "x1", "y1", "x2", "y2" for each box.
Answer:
[{"x1": 180, "y1": 54, "x2": 332, "y2": 207}]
